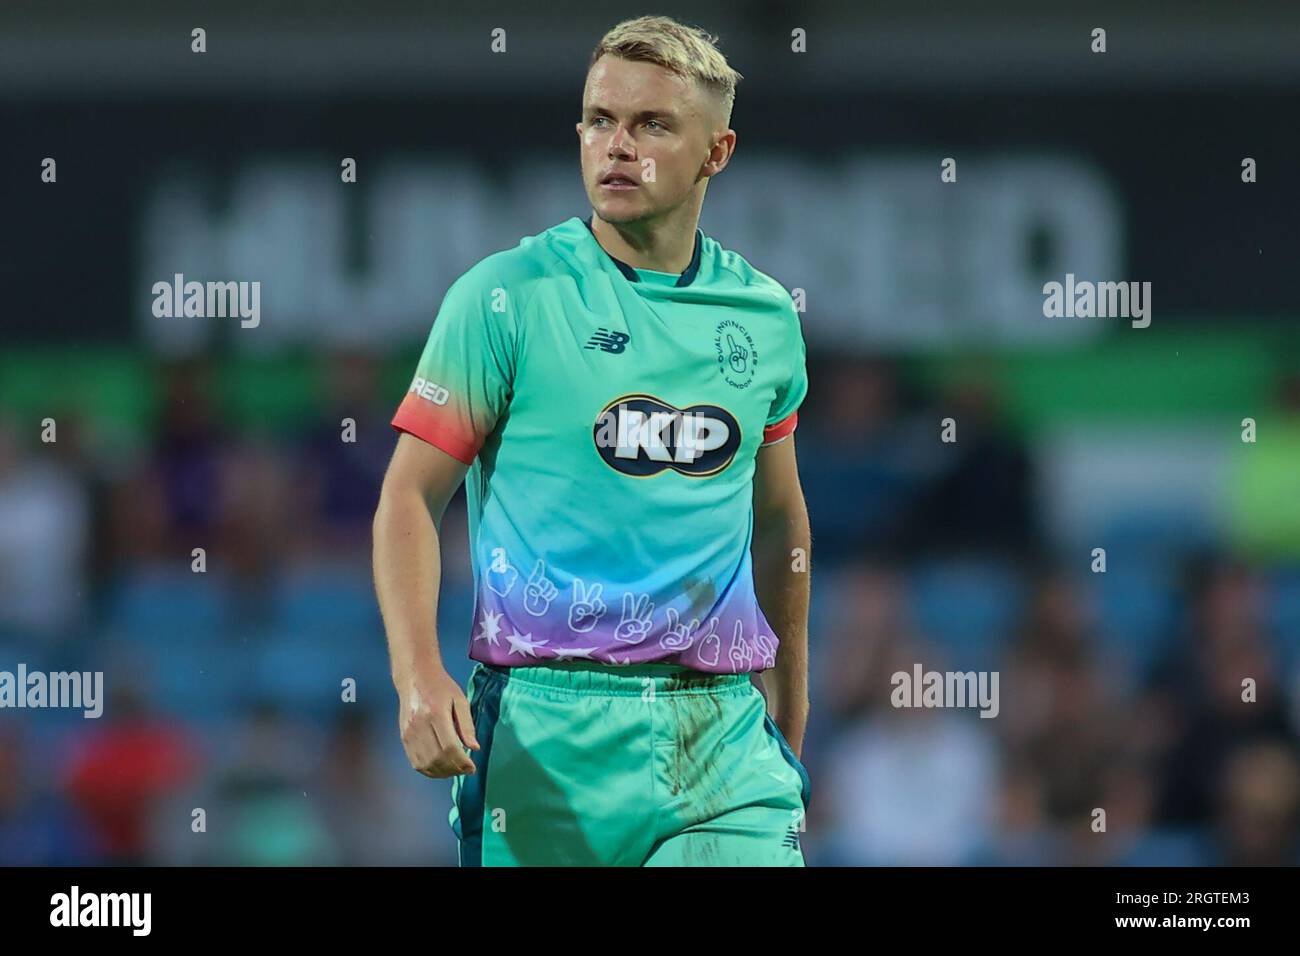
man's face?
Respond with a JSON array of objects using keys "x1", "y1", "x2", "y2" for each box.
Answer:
[{"x1": 577, "y1": 55, "x2": 723, "y2": 224}]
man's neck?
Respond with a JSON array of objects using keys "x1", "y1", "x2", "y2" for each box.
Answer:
[{"x1": 590, "y1": 211, "x2": 699, "y2": 274}]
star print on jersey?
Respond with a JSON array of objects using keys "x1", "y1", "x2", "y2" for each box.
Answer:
[
  {"x1": 505, "y1": 629, "x2": 549, "y2": 657},
  {"x1": 552, "y1": 645, "x2": 599, "y2": 660},
  {"x1": 474, "y1": 609, "x2": 504, "y2": 647}
]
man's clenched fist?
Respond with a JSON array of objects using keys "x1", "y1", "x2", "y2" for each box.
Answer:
[{"x1": 397, "y1": 666, "x2": 480, "y2": 778}]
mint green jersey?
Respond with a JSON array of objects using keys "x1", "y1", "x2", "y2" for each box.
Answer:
[{"x1": 392, "y1": 216, "x2": 807, "y2": 673}]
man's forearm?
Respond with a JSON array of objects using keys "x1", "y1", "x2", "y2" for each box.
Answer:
[
  {"x1": 751, "y1": 503, "x2": 811, "y2": 751},
  {"x1": 373, "y1": 488, "x2": 446, "y2": 685}
]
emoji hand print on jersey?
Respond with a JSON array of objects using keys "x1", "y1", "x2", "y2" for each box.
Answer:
[
  {"x1": 613, "y1": 592, "x2": 654, "y2": 645},
  {"x1": 567, "y1": 578, "x2": 607, "y2": 632},
  {"x1": 485, "y1": 548, "x2": 518, "y2": 597},
  {"x1": 522, "y1": 559, "x2": 558, "y2": 617},
  {"x1": 726, "y1": 333, "x2": 748, "y2": 374},
  {"x1": 694, "y1": 618, "x2": 722, "y2": 666},
  {"x1": 728, "y1": 620, "x2": 754, "y2": 673},
  {"x1": 661, "y1": 609, "x2": 712, "y2": 652},
  {"x1": 753, "y1": 631, "x2": 777, "y2": 669}
]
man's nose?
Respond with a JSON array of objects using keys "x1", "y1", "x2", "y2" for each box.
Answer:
[{"x1": 607, "y1": 126, "x2": 636, "y2": 158}]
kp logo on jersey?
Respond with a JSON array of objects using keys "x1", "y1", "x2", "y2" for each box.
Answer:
[{"x1": 593, "y1": 394, "x2": 741, "y2": 477}]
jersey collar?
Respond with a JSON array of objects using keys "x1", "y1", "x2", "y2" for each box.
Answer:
[{"x1": 582, "y1": 215, "x2": 702, "y2": 288}]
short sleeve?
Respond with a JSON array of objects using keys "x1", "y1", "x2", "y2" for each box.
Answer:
[
  {"x1": 762, "y1": 307, "x2": 808, "y2": 447},
  {"x1": 391, "y1": 267, "x2": 518, "y2": 464}
]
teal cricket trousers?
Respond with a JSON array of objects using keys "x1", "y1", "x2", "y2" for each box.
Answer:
[{"x1": 449, "y1": 659, "x2": 811, "y2": 866}]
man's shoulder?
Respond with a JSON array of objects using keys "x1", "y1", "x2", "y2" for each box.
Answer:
[
  {"x1": 451, "y1": 217, "x2": 585, "y2": 297},
  {"x1": 705, "y1": 235, "x2": 798, "y2": 316}
]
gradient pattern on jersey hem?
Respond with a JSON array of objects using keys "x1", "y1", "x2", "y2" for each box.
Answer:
[{"x1": 465, "y1": 557, "x2": 781, "y2": 675}]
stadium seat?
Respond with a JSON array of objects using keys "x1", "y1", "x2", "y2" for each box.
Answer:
[
  {"x1": 107, "y1": 634, "x2": 248, "y2": 721},
  {"x1": 104, "y1": 566, "x2": 230, "y2": 643},
  {"x1": 1117, "y1": 827, "x2": 1214, "y2": 866},
  {"x1": 253, "y1": 628, "x2": 390, "y2": 717},
  {"x1": 1088, "y1": 559, "x2": 1178, "y2": 681},
  {"x1": 1263, "y1": 565, "x2": 1300, "y2": 673},
  {"x1": 909, "y1": 560, "x2": 1023, "y2": 672},
  {"x1": 270, "y1": 563, "x2": 382, "y2": 641}
]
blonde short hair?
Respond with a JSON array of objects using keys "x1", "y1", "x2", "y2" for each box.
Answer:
[{"x1": 589, "y1": 16, "x2": 743, "y2": 127}]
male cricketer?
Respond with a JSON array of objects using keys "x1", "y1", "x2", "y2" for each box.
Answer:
[{"x1": 373, "y1": 15, "x2": 812, "y2": 866}]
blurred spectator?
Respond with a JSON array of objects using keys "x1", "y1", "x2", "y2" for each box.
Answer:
[
  {"x1": 219, "y1": 435, "x2": 293, "y2": 582},
  {"x1": 817, "y1": 613, "x2": 999, "y2": 865},
  {"x1": 979, "y1": 758, "x2": 1054, "y2": 865},
  {"x1": 1211, "y1": 741, "x2": 1300, "y2": 865},
  {"x1": 822, "y1": 695, "x2": 999, "y2": 865},
  {"x1": 110, "y1": 359, "x2": 226, "y2": 563},
  {"x1": 1149, "y1": 558, "x2": 1298, "y2": 826},
  {"x1": 896, "y1": 370, "x2": 1041, "y2": 558},
  {"x1": 999, "y1": 571, "x2": 1137, "y2": 827},
  {"x1": 288, "y1": 349, "x2": 392, "y2": 562},
  {"x1": 0, "y1": 727, "x2": 96, "y2": 865},
  {"x1": 201, "y1": 702, "x2": 339, "y2": 865},
  {"x1": 110, "y1": 358, "x2": 291, "y2": 582},
  {"x1": 317, "y1": 708, "x2": 448, "y2": 865},
  {"x1": 819, "y1": 561, "x2": 924, "y2": 724},
  {"x1": 797, "y1": 358, "x2": 928, "y2": 563},
  {"x1": 62, "y1": 685, "x2": 199, "y2": 864},
  {"x1": 0, "y1": 413, "x2": 90, "y2": 637}
]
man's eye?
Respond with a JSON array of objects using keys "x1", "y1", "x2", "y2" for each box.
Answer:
[{"x1": 646, "y1": 120, "x2": 663, "y2": 130}]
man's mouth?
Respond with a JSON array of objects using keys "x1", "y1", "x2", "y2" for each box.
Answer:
[{"x1": 600, "y1": 171, "x2": 640, "y2": 190}]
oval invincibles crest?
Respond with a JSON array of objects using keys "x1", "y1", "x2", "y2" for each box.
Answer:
[{"x1": 714, "y1": 318, "x2": 757, "y2": 389}]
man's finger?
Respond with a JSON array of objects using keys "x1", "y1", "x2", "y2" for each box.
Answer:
[
  {"x1": 452, "y1": 693, "x2": 481, "y2": 751},
  {"x1": 432, "y1": 707, "x2": 477, "y2": 773}
]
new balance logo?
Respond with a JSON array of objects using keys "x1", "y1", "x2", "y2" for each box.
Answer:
[
  {"x1": 584, "y1": 328, "x2": 630, "y2": 354},
  {"x1": 782, "y1": 824, "x2": 801, "y2": 851}
]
